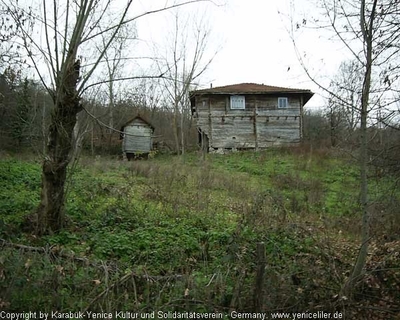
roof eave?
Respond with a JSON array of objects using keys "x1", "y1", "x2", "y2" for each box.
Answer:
[
  {"x1": 121, "y1": 115, "x2": 155, "y2": 131},
  {"x1": 190, "y1": 90, "x2": 314, "y2": 105}
]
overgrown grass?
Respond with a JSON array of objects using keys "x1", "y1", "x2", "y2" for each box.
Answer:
[
  {"x1": 0, "y1": 159, "x2": 41, "y2": 234},
  {"x1": 0, "y1": 148, "x2": 399, "y2": 317}
]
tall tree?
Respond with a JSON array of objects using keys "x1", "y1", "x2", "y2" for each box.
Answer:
[
  {"x1": 289, "y1": 0, "x2": 400, "y2": 296},
  {"x1": 0, "y1": 5, "x2": 32, "y2": 69},
  {"x1": 100, "y1": 23, "x2": 136, "y2": 137},
  {"x1": 157, "y1": 11, "x2": 216, "y2": 155},
  {"x1": 4, "y1": 0, "x2": 213, "y2": 235},
  {"x1": 327, "y1": 60, "x2": 363, "y2": 146}
]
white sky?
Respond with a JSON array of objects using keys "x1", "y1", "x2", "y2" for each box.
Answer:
[
  {"x1": 133, "y1": 0, "x2": 353, "y2": 110},
  {"x1": 19, "y1": 0, "x2": 353, "y2": 110}
]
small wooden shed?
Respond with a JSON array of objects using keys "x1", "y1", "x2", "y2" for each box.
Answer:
[
  {"x1": 190, "y1": 83, "x2": 314, "y2": 151},
  {"x1": 120, "y1": 115, "x2": 154, "y2": 158}
]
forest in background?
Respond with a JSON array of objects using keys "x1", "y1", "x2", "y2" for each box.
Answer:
[{"x1": 0, "y1": 67, "x2": 198, "y2": 157}]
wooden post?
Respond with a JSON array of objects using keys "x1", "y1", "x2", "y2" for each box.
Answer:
[
  {"x1": 253, "y1": 242, "x2": 266, "y2": 312},
  {"x1": 201, "y1": 130, "x2": 206, "y2": 161},
  {"x1": 300, "y1": 95, "x2": 304, "y2": 141},
  {"x1": 253, "y1": 100, "x2": 258, "y2": 151},
  {"x1": 91, "y1": 122, "x2": 95, "y2": 156},
  {"x1": 208, "y1": 97, "x2": 212, "y2": 150}
]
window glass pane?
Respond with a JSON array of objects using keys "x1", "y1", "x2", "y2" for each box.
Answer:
[
  {"x1": 230, "y1": 95, "x2": 245, "y2": 109},
  {"x1": 278, "y1": 97, "x2": 288, "y2": 108}
]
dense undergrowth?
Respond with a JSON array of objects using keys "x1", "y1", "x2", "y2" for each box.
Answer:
[{"x1": 0, "y1": 147, "x2": 399, "y2": 318}]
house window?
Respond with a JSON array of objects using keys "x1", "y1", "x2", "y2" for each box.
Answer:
[
  {"x1": 230, "y1": 95, "x2": 245, "y2": 110},
  {"x1": 278, "y1": 97, "x2": 288, "y2": 108}
]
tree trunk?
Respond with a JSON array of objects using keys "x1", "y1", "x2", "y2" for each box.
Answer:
[
  {"x1": 172, "y1": 101, "x2": 180, "y2": 155},
  {"x1": 342, "y1": 0, "x2": 376, "y2": 296},
  {"x1": 107, "y1": 78, "x2": 115, "y2": 152},
  {"x1": 180, "y1": 107, "x2": 185, "y2": 155},
  {"x1": 36, "y1": 61, "x2": 81, "y2": 235},
  {"x1": 329, "y1": 109, "x2": 338, "y2": 147},
  {"x1": 42, "y1": 99, "x2": 47, "y2": 154}
]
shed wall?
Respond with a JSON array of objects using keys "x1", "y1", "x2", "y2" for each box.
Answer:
[{"x1": 122, "y1": 118, "x2": 153, "y2": 153}]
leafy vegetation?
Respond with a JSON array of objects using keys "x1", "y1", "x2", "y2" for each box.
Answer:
[{"x1": 0, "y1": 148, "x2": 399, "y2": 317}]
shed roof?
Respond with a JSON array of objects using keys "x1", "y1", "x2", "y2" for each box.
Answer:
[
  {"x1": 121, "y1": 115, "x2": 154, "y2": 131},
  {"x1": 190, "y1": 83, "x2": 314, "y2": 104}
]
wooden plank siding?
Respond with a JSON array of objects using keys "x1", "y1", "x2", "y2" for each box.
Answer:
[
  {"x1": 190, "y1": 83, "x2": 313, "y2": 151},
  {"x1": 122, "y1": 117, "x2": 153, "y2": 153},
  {"x1": 193, "y1": 94, "x2": 303, "y2": 149}
]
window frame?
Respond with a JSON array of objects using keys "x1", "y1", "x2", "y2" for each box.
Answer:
[
  {"x1": 278, "y1": 97, "x2": 288, "y2": 109},
  {"x1": 230, "y1": 95, "x2": 246, "y2": 110}
]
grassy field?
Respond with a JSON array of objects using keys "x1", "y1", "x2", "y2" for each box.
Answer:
[{"x1": 0, "y1": 147, "x2": 399, "y2": 318}]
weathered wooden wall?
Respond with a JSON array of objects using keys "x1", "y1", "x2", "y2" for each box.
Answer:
[
  {"x1": 194, "y1": 94, "x2": 302, "y2": 149},
  {"x1": 123, "y1": 118, "x2": 153, "y2": 153}
]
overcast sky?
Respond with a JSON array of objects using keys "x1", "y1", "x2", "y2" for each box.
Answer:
[
  {"x1": 20, "y1": 0, "x2": 352, "y2": 109},
  {"x1": 134, "y1": 0, "x2": 352, "y2": 109}
]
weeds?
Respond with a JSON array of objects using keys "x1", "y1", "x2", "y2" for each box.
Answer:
[{"x1": 0, "y1": 150, "x2": 399, "y2": 317}]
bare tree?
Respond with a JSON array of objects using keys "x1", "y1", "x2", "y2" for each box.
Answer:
[
  {"x1": 0, "y1": 5, "x2": 33, "y2": 70},
  {"x1": 288, "y1": 0, "x2": 400, "y2": 296},
  {"x1": 327, "y1": 60, "x2": 363, "y2": 146},
  {"x1": 156, "y1": 11, "x2": 216, "y2": 155},
  {"x1": 100, "y1": 23, "x2": 136, "y2": 137},
  {"x1": 4, "y1": 0, "x2": 214, "y2": 235}
]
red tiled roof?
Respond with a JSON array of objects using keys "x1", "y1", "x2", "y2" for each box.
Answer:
[{"x1": 191, "y1": 83, "x2": 313, "y2": 95}]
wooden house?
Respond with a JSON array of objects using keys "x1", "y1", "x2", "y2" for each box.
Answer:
[
  {"x1": 121, "y1": 115, "x2": 154, "y2": 159},
  {"x1": 190, "y1": 83, "x2": 314, "y2": 151}
]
